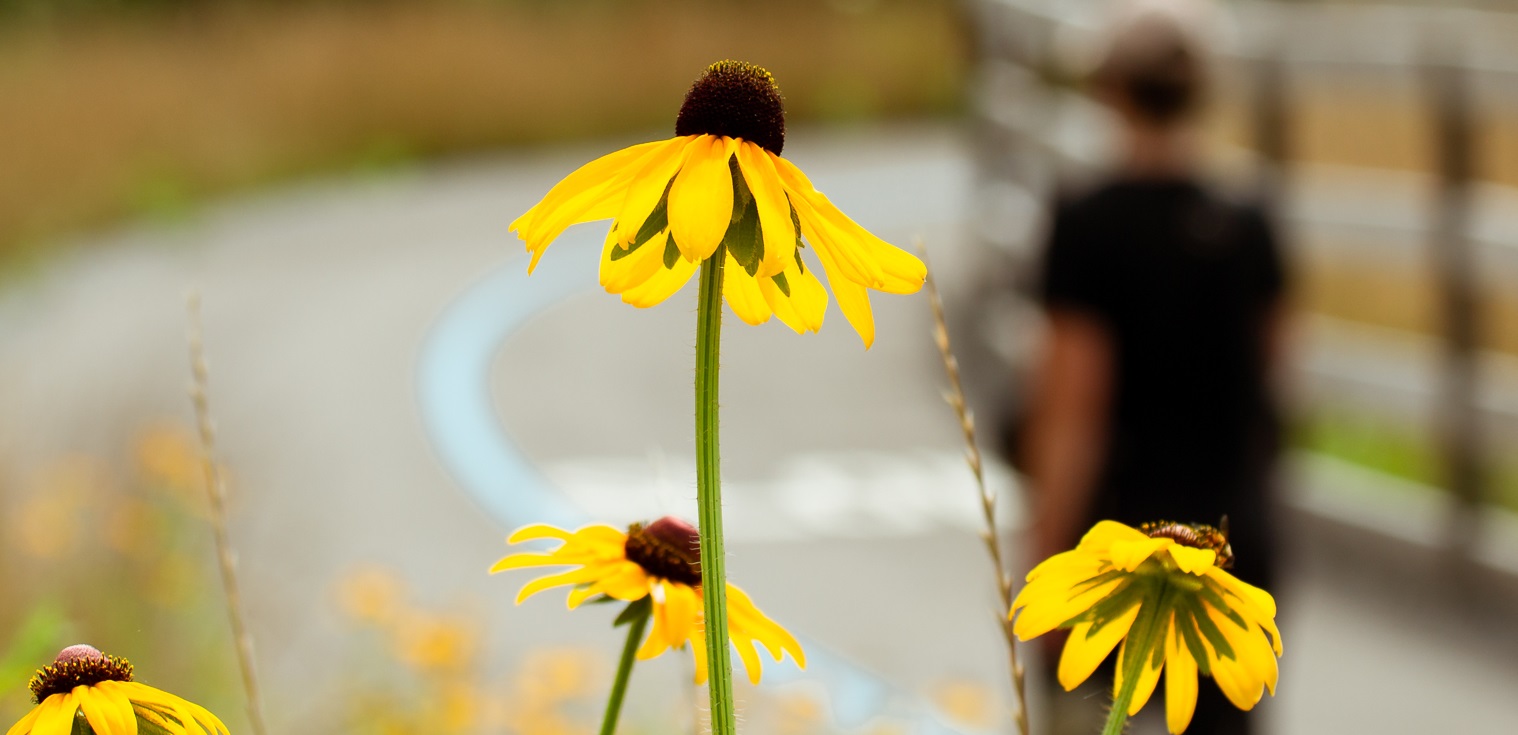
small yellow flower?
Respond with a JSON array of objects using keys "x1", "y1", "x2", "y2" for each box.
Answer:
[
  {"x1": 1010, "y1": 521, "x2": 1282, "y2": 734},
  {"x1": 6, "y1": 645, "x2": 229, "y2": 735},
  {"x1": 509, "y1": 59, "x2": 926, "y2": 347},
  {"x1": 489, "y1": 517, "x2": 805, "y2": 684}
]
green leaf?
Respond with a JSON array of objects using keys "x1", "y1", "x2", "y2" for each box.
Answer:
[
  {"x1": 771, "y1": 272, "x2": 791, "y2": 297},
  {"x1": 1179, "y1": 596, "x2": 1235, "y2": 661},
  {"x1": 724, "y1": 198, "x2": 763, "y2": 277},
  {"x1": 1197, "y1": 579, "x2": 1249, "y2": 631},
  {"x1": 663, "y1": 238, "x2": 681, "y2": 270},
  {"x1": 632, "y1": 184, "x2": 673, "y2": 249},
  {"x1": 613, "y1": 596, "x2": 653, "y2": 628},
  {"x1": 1173, "y1": 606, "x2": 1213, "y2": 676}
]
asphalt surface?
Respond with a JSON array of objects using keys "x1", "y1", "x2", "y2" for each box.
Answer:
[{"x1": 1, "y1": 122, "x2": 1515, "y2": 733}]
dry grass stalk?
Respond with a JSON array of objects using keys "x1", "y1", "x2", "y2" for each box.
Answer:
[
  {"x1": 920, "y1": 248, "x2": 1029, "y2": 735},
  {"x1": 187, "y1": 292, "x2": 269, "y2": 735}
]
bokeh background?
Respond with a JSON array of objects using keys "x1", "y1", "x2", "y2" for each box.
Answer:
[{"x1": 0, "y1": 0, "x2": 1515, "y2": 733}]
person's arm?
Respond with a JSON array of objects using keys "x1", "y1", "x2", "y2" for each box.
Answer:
[{"x1": 1023, "y1": 309, "x2": 1114, "y2": 564}]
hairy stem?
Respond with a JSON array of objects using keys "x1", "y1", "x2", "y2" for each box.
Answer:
[
  {"x1": 695, "y1": 248, "x2": 736, "y2": 735},
  {"x1": 599, "y1": 603, "x2": 652, "y2": 735}
]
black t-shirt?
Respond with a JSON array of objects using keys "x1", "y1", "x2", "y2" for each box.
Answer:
[{"x1": 1039, "y1": 177, "x2": 1286, "y2": 576}]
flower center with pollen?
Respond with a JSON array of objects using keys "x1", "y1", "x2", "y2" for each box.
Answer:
[
  {"x1": 675, "y1": 60, "x2": 786, "y2": 155},
  {"x1": 1139, "y1": 520, "x2": 1235, "y2": 569},
  {"x1": 29, "y1": 645, "x2": 133, "y2": 703},
  {"x1": 624, "y1": 516, "x2": 702, "y2": 587}
]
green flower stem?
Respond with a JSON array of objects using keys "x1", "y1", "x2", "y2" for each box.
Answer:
[
  {"x1": 1102, "y1": 586, "x2": 1172, "y2": 735},
  {"x1": 695, "y1": 246, "x2": 737, "y2": 735},
  {"x1": 599, "y1": 602, "x2": 652, "y2": 735}
]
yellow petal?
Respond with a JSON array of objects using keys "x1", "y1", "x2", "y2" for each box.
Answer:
[
  {"x1": 858, "y1": 236, "x2": 927, "y2": 295},
  {"x1": 4, "y1": 698, "x2": 44, "y2": 735},
  {"x1": 660, "y1": 581, "x2": 701, "y2": 644},
  {"x1": 600, "y1": 227, "x2": 670, "y2": 294},
  {"x1": 591, "y1": 562, "x2": 654, "y2": 601},
  {"x1": 31, "y1": 694, "x2": 74, "y2": 735},
  {"x1": 621, "y1": 254, "x2": 698, "y2": 308},
  {"x1": 511, "y1": 140, "x2": 662, "y2": 236},
  {"x1": 614, "y1": 137, "x2": 694, "y2": 248},
  {"x1": 78, "y1": 686, "x2": 136, "y2": 735},
  {"x1": 515, "y1": 567, "x2": 602, "y2": 604},
  {"x1": 667, "y1": 135, "x2": 735, "y2": 262},
  {"x1": 1022, "y1": 548, "x2": 1104, "y2": 584},
  {"x1": 488, "y1": 553, "x2": 558, "y2": 574},
  {"x1": 806, "y1": 233, "x2": 876, "y2": 348},
  {"x1": 758, "y1": 250, "x2": 828, "y2": 334},
  {"x1": 1110, "y1": 537, "x2": 1170, "y2": 572},
  {"x1": 512, "y1": 141, "x2": 666, "y2": 271},
  {"x1": 736, "y1": 143, "x2": 796, "y2": 277},
  {"x1": 1165, "y1": 614, "x2": 1199, "y2": 734},
  {"x1": 727, "y1": 583, "x2": 805, "y2": 668},
  {"x1": 689, "y1": 629, "x2": 709, "y2": 685},
  {"x1": 723, "y1": 254, "x2": 773, "y2": 325},
  {"x1": 1168, "y1": 546, "x2": 1217, "y2": 575},
  {"x1": 772, "y1": 156, "x2": 884, "y2": 288},
  {"x1": 507, "y1": 524, "x2": 576, "y2": 544},
  {"x1": 1012, "y1": 575, "x2": 1123, "y2": 641},
  {"x1": 1113, "y1": 635, "x2": 1165, "y2": 717},
  {"x1": 1078, "y1": 521, "x2": 1150, "y2": 552},
  {"x1": 1058, "y1": 603, "x2": 1140, "y2": 690}
]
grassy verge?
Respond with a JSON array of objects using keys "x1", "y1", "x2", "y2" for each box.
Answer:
[{"x1": 1293, "y1": 408, "x2": 1518, "y2": 513}]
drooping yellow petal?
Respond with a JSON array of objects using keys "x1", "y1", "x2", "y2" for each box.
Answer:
[
  {"x1": 600, "y1": 227, "x2": 670, "y2": 294},
  {"x1": 689, "y1": 629, "x2": 710, "y2": 685},
  {"x1": 515, "y1": 567, "x2": 604, "y2": 604},
  {"x1": 512, "y1": 141, "x2": 666, "y2": 271},
  {"x1": 857, "y1": 235, "x2": 927, "y2": 295},
  {"x1": 1164, "y1": 615, "x2": 1199, "y2": 734},
  {"x1": 1110, "y1": 537, "x2": 1170, "y2": 572},
  {"x1": 78, "y1": 685, "x2": 136, "y2": 735},
  {"x1": 736, "y1": 143, "x2": 796, "y2": 278},
  {"x1": 1208, "y1": 602, "x2": 1278, "y2": 697},
  {"x1": 614, "y1": 137, "x2": 695, "y2": 248},
  {"x1": 621, "y1": 255, "x2": 698, "y2": 308},
  {"x1": 667, "y1": 135, "x2": 736, "y2": 262},
  {"x1": 759, "y1": 256, "x2": 827, "y2": 334},
  {"x1": 1168, "y1": 546, "x2": 1217, "y2": 575},
  {"x1": 507, "y1": 524, "x2": 578, "y2": 544},
  {"x1": 727, "y1": 583, "x2": 805, "y2": 669},
  {"x1": 772, "y1": 156, "x2": 884, "y2": 288},
  {"x1": 1078, "y1": 521, "x2": 1151, "y2": 552},
  {"x1": 1057, "y1": 603, "x2": 1140, "y2": 691},
  {"x1": 4, "y1": 697, "x2": 44, "y2": 735},
  {"x1": 723, "y1": 254, "x2": 773, "y2": 326},
  {"x1": 589, "y1": 562, "x2": 654, "y2": 601},
  {"x1": 804, "y1": 227, "x2": 876, "y2": 347},
  {"x1": 1012, "y1": 574, "x2": 1123, "y2": 641},
  {"x1": 488, "y1": 553, "x2": 559, "y2": 574},
  {"x1": 511, "y1": 140, "x2": 663, "y2": 236},
  {"x1": 30, "y1": 694, "x2": 74, "y2": 735},
  {"x1": 1113, "y1": 632, "x2": 1165, "y2": 716}
]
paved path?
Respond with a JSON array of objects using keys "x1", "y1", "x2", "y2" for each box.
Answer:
[{"x1": 1, "y1": 123, "x2": 1515, "y2": 734}]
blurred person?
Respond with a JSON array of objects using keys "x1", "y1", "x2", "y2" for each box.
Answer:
[{"x1": 1019, "y1": 2, "x2": 1289, "y2": 733}]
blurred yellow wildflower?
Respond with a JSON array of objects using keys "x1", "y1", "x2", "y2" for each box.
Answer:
[
  {"x1": 337, "y1": 565, "x2": 406, "y2": 625},
  {"x1": 1011, "y1": 521, "x2": 1282, "y2": 734},
  {"x1": 6, "y1": 645, "x2": 228, "y2": 735},
  {"x1": 393, "y1": 612, "x2": 479, "y2": 674},
  {"x1": 509, "y1": 59, "x2": 925, "y2": 347},
  {"x1": 490, "y1": 517, "x2": 805, "y2": 684}
]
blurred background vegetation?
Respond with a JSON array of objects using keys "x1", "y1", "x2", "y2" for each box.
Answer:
[{"x1": 0, "y1": 0, "x2": 967, "y2": 268}]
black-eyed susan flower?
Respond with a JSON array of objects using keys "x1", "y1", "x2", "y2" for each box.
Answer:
[
  {"x1": 509, "y1": 59, "x2": 926, "y2": 347},
  {"x1": 1010, "y1": 521, "x2": 1282, "y2": 735},
  {"x1": 489, "y1": 517, "x2": 805, "y2": 685},
  {"x1": 7, "y1": 645, "x2": 230, "y2": 735}
]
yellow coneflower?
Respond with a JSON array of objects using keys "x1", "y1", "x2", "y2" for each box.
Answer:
[
  {"x1": 490, "y1": 517, "x2": 805, "y2": 685},
  {"x1": 509, "y1": 59, "x2": 926, "y2": 347},
  {"x1": 1010, "y1": 521, "x2": 1282, "y2": 735},
  {"x1": 6, "y1": 645, "x2": 230, "y2": 735}
]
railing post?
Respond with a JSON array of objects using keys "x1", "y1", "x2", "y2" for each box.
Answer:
[{"x1": 1426, "y1": 46, "x2": 1484, "y2": 579}]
